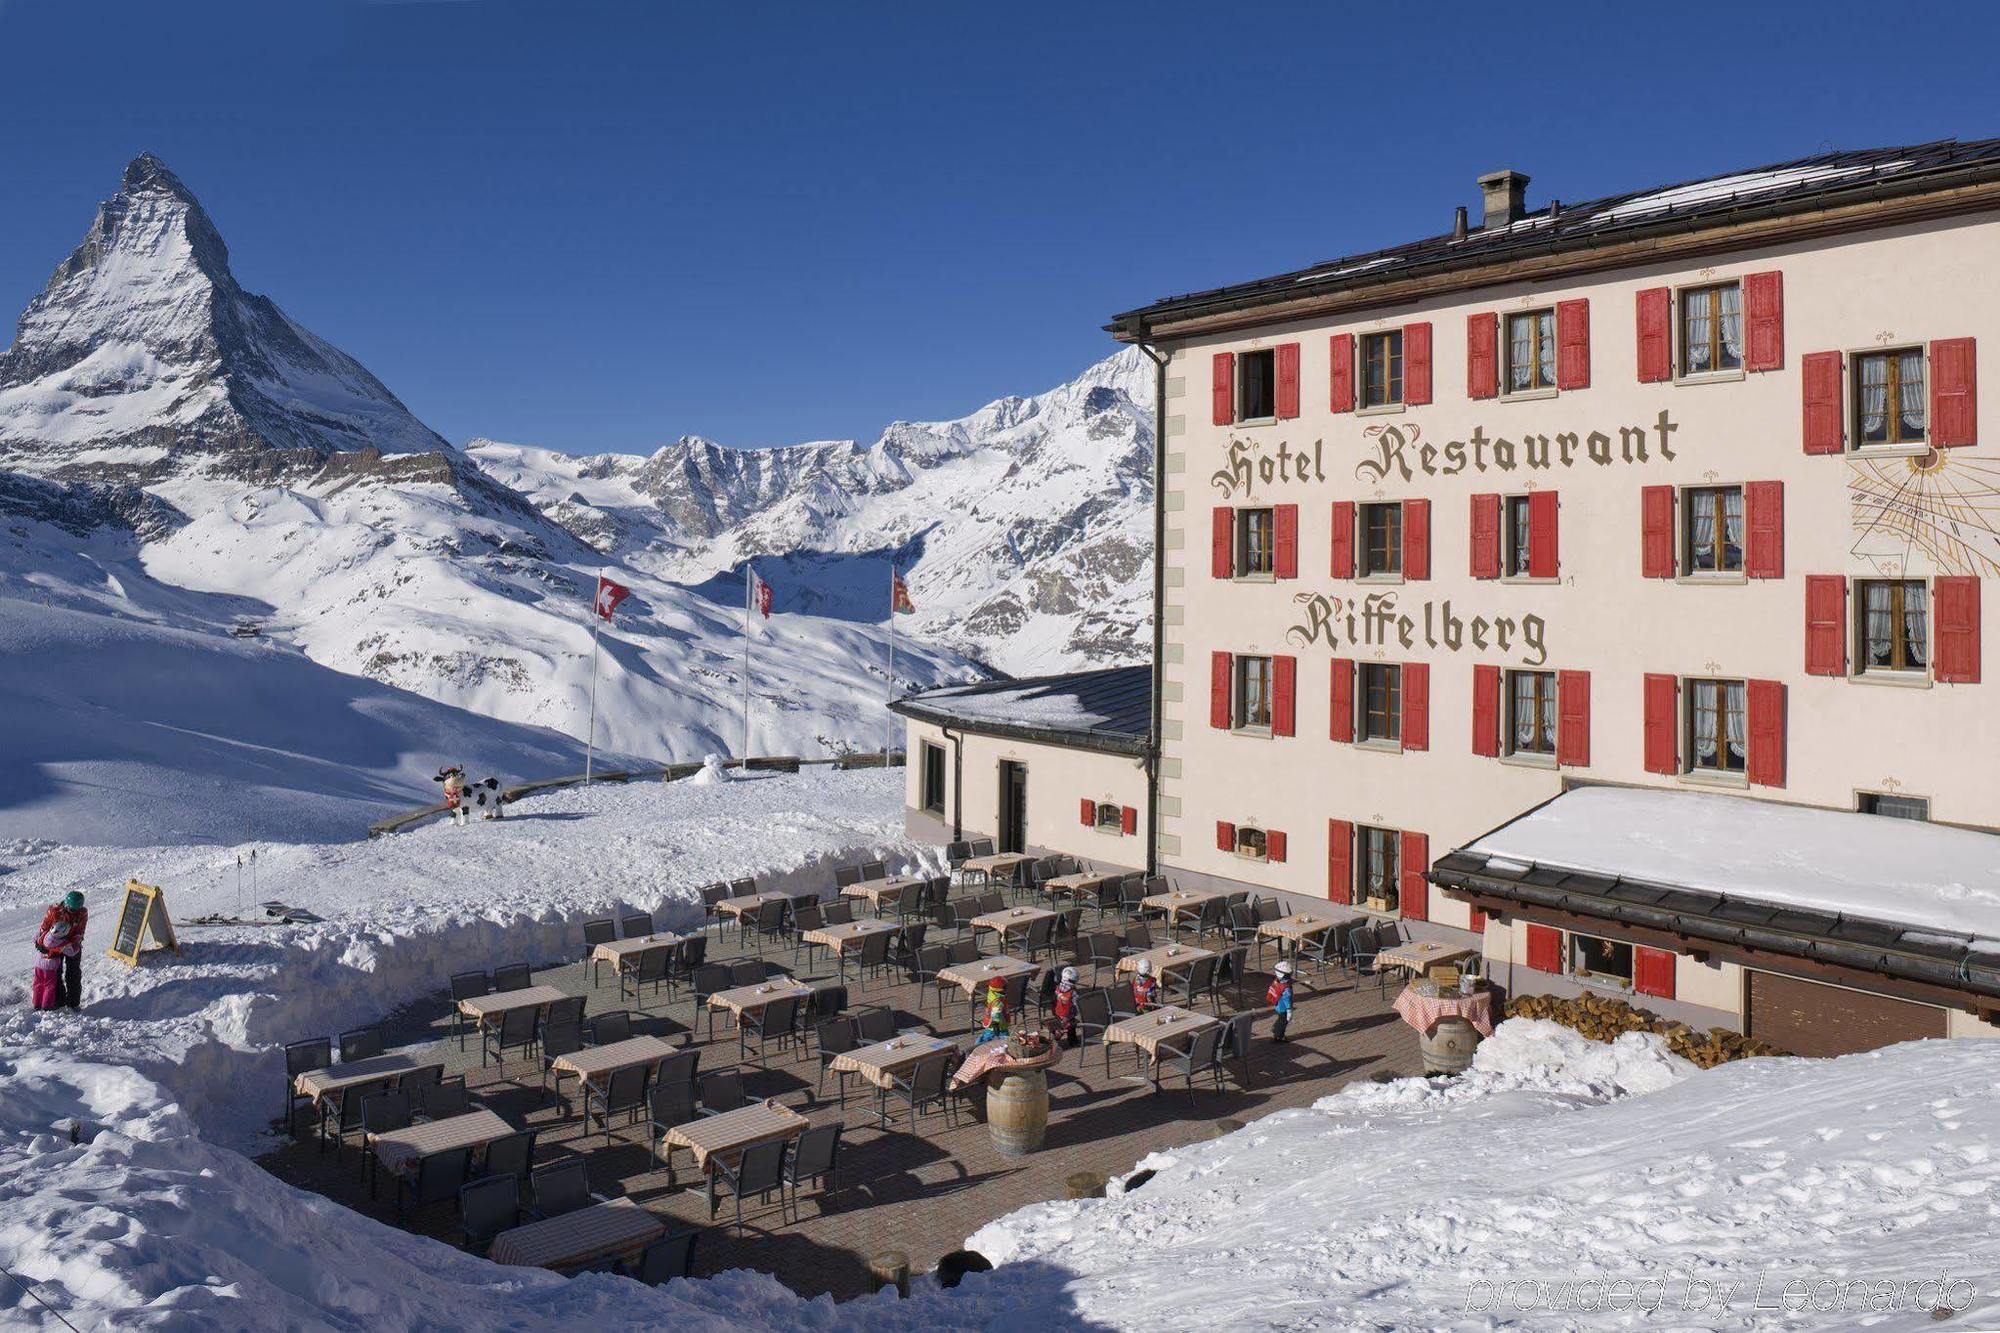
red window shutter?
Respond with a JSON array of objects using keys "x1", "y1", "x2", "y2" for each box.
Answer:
[
  {"x1": 1804, "y1": 575, "x2": 1847, "y2": 676},
  {"x1": 1402, "y1": 663, "x2": 1429, "y2": 751},
  {"x1": 1555, "y1": 298, "x2": 1591, "y2": 390},
  {"x1": 1273, "y1": 503, "x2": 1298, "y2": 579},
  {"x1": 1471, "y1": 663, "x2": 1500, "y2": 757},
  {"x1": 1747, "y1": 679, "x2": 1786, "y2": 787},
  {"x1": 1216, "y1": 821, "x2": 1236, "y2": 853},
  {"x1": 1935, "y1": 576, "x2": 1982, "y2": 684},
  {"x1": 1802, "y1": 351, "x2": 1844, "y2": 453},
  {"x1": 1274, "y1": 342, "x2": 1301, "y2": 420},
  {"x1": 1273, "y1": 655, "x2": 1297, "y2": 737},
  {"x1": 1404, "y1": 322, "x2": 1433, "y2": 405},
  {"x1": 1469, "y1": 493, "x2": 1501, "y2": 579},
  {"x1": 1633, "y1": 946, "x2": 1677, "y2": 1000},
  {"x1": 1527, "y1": 490, "x2": 1559, "y2": 578},
  {"x1": 1469, "y1": 905, "x2": 1488, "y2": 936},
  {"x1": 1120, "y1": 805, "x2": 1138, "y2": 835},
  {"x1": 1404, "y1": 499, "x2": 1431, "y2": 580},
  {"x1": 1556, "y1": 669, "x2": 1590, "y2": 767},
  {"x1": 1329, "y1": 334, "x2": 1355, "y2": 413},
  {"x1": 1636, "y1": 287, "x2": 1672, "y2": 382},
  {"x1": 1466, "y1": 311, "x2": 1499, "y2": 399},
  {"x1": 1327, "y1": 819, "x2": 1354, "y2": 904},
  {"x1": 1329, "y1": 658, "x2": 1355, "y2": 743},
  {"x1": 1079, "y1": 798, "x2": 1095, "y2": 827},
  {"x1": 1210, "y1": 651, "x2": 1232, "y2": 728},
  {"x1": 1525, "y1": 923, "x2": 1563, "y2": 973},
  {"x1": 1743, "y1": 271, "x2": 1784, "y2": 372},
  {"x1": 1212, "y1": 507, "x2": 1233, "y2": 579},
  {"x1": 1399, "y1": 831, "x2": 1429, "y2": 922},
  {"x1": 1744, "y1": 481, "x2": 1784, "y2": 579},
  {"x1": 1643, "y1": 673, "x2": 1679, "y2": 775},
  {"x1": 1329, "y1": 501, "x2": 1356, "y2": 578},
  {"x1": 1640, "y1": 485, "x2": 1675, "y2": 578},
  {"x1": 1212, "y1": 352, "x2": 1235, "y2": 425},
  {"x1": 1931, "y1": 337, "x2": 1977, "y2": 447},
  {"x1": 1266, "y1": 830, "x2": 1288, "y2": 864}
]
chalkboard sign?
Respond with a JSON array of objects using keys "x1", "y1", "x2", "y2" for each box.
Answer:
[{"x1": 106, "y1": 880, "x2": 177, "y2": 965}]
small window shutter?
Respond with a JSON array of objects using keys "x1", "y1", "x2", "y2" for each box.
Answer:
[
  {"x1": 1743, "y1": 271, "x2": 1784, "y2": 371},
  {"x1": 1402, "y1": 663, "x2": 1429, "y2": 751},
  {"x1": 1211, "y1": 651, "x2": 1232, "y2": 728},
  {"x1": 1640, "y1": 485, "x2": 1675, "y2": 578},
  {"x1": 1466, "y1": 312, "x2": 1499, "y2": 399},
  {"x1": 1527, "y1": 490, "x2": 1559, "y2": 578},
  {"x1": 1327, "y1": 819, "x2": 1354, "y2": 904},
  {"x1": 1212, "y1": 507, "x2": 1233, "y2": 579},
  {"x1": 1469, "y1": 905, "x2": 1488, "y2": 936},
  {"x1": 1525, "y1": 923, "x2": 1563, "y2": 973},
  {"x1": 1636, "y1": 288, "x2": 1672, "y2": 382},
  {"x1": 1643, "y1": 674, "x2": 1679, "y2": 775},
  {"x1": 1212, "y1": 352, "x2": 1235, "y2": 425},
  {"x1": 1747, "y1": 679, "x2": 1786, "y2": 788},
  {"x1": 1273, "y1": 656, "x2": 1297, "y2": 737},
  {"x1": 1399, "y1": 831, "x2": 1429, "y2": 922},
  {"x1": 1121, "y1": 805, "x2": 1138, "y2": 835},
  {"x1": 1329, "y1": 658, "x2": 1355, "y2": 743},
  {"x1": 1404, "y1": 499, "x2": 1431, "y2": 580},
  {"x1": 1935, "y1": 576, "x2": 1982, "y2": 684},
  {"x1": 1274, "y1": 342, "x2": 1301, "y2": 419},
  {"x1": 1804, "y1": 575, "x2": 1847, "y2": 676},
  {"x1": 1329, "y1": 334, "x2": 1355, "y2": 413},
  {"x1": 1744, "y1": 481, "x2": 1784, "y2": 579},
  {"x1": 1404, "y1": 322, "x2": 1433, "y2": 405},
  {"x1": 1273, "y1": 504, "x2": 1298, "y2": 579},
  {"x1": 1266, "y1": 830, "x2": 1288, "y2": 863},
  {"x1": 1633, "y1": 946, "x2": 1677, "y2": 1000},
  {"x1": 1556, "y1": 669, "x2": 1590, "y2": 767},
  {"x1": 1802, "y1": 351, "x2": 1845, "y2": 453},
  {"x1": 1472, "y1": 663, "x2": 1500, "y2": 757},
  {"x1": 1470, "y1": 493, "x2": 1501, "y2": 578},
  {"x1": 1080, "y1": 798, "x2": 1095, "y2": 827},
  {"x1": 1931, "y1": 337, "x2": 1977, "y2": 447},
  {"x1": 1329, "y1": 501, "x2": 1356, "y2": 578},
  {"x1": 1555, "y1": 298, "x2": 1590, "y2": 389},
  {"x1": 1215, "y1": 821, "x2": 1235, "y2": 853}
]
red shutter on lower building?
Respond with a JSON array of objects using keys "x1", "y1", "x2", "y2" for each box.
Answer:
[
  {"x1": 1212, "y1": 352, "x2": 1235, "y2": 425},
  {"x1": 1273, "y1": 504, "x2": 1298, "y2": 579},
  {"x1": 1470, "y1": 493, "x2": 1501, "y2": 578},
  {"x1": 1329, "y1": 658, "x2": 1355, "y2": 743},
  {"x1": 1744, "y1": 271, "x2": 1784, "y2": 372},
  {"x1": 1211, "y1": 651, "x2": 1232, "y2": 728},
  {"x1": 1802, "y1": 351, "x2": 1845, "y2": 453},
  {"x1": 1935, "y1": 576, "x2": 1982, "y2": 683},
  {"x1": 1215, "y1": 821, "x2": 1235, "y2": 853},
  {"x1": 1212, "y1": 507, "x2": 1233, "y2": 579},
  {"x1": 1399, "y1": 830, "x2": 1429, "y2": 922},
  {"x1": 1404, "y1": 499, "x2": 1431, "y2": 580},
  {"x1": 1643, "y1": 674, "x2": 1679, "y2": 774},
  {"x1": 1330, "y1": 501, "x2": 1356, "y2": 578},
  {"x1": 1556, "y1": 298, "x2": 1591, "y2": 389},
  {"x1": 1640, "y1": 485, "x2": 1675, "y2": 578},
  {"x1": 1120, "y1": 805, "x2": 1138, "y2": 835},
  {"x1": 1329, "y1": 334, "x2": 1355, "y2": 413},
  {"x1": 1266, "y1": 830, "x2": 1288, "y2": 864},
  {"x1": 1525, "y1": 923, "x2": 1563, "y2": 973},
  {"x1": 1079, "y1": 798, "x2": 1095, "y2": 827},
  {"x1": 1745, "y1": 481, "x2": 1784, "y2": 579},
  {"x1": 1404, "y1": 321, "x2": 1433, "y2": 405},
  {"x1": 1557, "y1": 669, "x2": 1590, "y2": 767},
  {"x1": 1471, "y1": 663, "x2": 1500, "y2": 757},
  {"x1": 1273, "y1": 656, "x2": 1297, "y2": 737},
  {"x1": 1528, "y1": 490, "x2": 1559, "y2": 578},
  {"x1": 1636, "y1": 288, "x2": 1672, "y2": 382},
  {"x1": 1402, "y1": 663, "x2": 1429, "y2": 751},
  {"x1": 1327, "y1": 819, "x2": 1354, "y2": 904},
  {"x1": 1931, "y1": 337, "x2": 1977, "y2": 447},
  {"x1": 1633, "y1": 946, "x2": 1677, "y2": 999},
  {"x1": 1747, "y1": 679, "x2": 1786, "y2": 787},
  {"x1": 1804, "y1": 575, "x2": 1848, "y2": 676},
  {"x1": 1466, "y1": 312, "x2": 1499, "y2": 399},
  {"x1": 1275, "y1": 342, "x2": 1301, "y2": 419}
]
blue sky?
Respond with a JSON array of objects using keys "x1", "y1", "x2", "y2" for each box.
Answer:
[{"x1": 1, "y1": 1, "x2": 1995, "y2": 454}]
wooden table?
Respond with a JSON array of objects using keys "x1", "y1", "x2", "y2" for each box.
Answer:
[
  {"x1": 960, "y1": 852, "x2": 1034, "y2": 883},
  {"x1": 1258, "y1": 910, "x2": 1347, "y2": 948},
  {"x1": 937, "y1": 954, "x2": 1038, "y2": 995},
  {"x1": 489, "y1": 1197, "x2": 665, "y2": 1271},
  {"x1": 589, "y1": 933, "x2": 686, "y2": 986},
  {"x1": 971, "y1": 905, "x2": 1055, "y2": 948},
  {"x1": 367, "y1": 1108, "x2": 514, "y2": 1188},
  {"x1": 458, "y1": 985, "x2": 567, "y2": 1064},
  {"x1": 842, "y1": 876, "x2": 922, "y2": 912},
  {"x1": 1115, "y1": 942, "x2": 1216, "y2": 978},
  {"x1": 548, "y1": 1035, "x2": 682, "y2": 1115},
  {"x1": 1140, "y1": 887, "x2": 1228, "y2": 923},
  {"x1": 1378, "y1": 940, "x2": 1478, "y2": 978},
  {"x1": 715, "y1": 892, "x2": 788, "y2": 922},
  {"x1": 825, "y1": 1034, "x2": 956, "y2": 1105},
  {"x1": 293, "y1": 1052, "x2": 425, "y2": 1109},
  {"x1": 1104, "y1": 1005, "x2": 1220, "y2": 1093},
  {"x1": 657, "y1": 1099, "x2": 811, "y2": 1211},
  {"x1": 705, "y1": 976, "x2": 811, "y2": 1038},
  {"x1": 801, "y1": 919, "x2": 901, "y2": 983},
  {"x1": 1042, "y1": 871, "x2": 1115, "y2": 901}
]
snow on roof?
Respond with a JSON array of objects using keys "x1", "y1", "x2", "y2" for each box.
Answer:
[
  {"x1": 1591, "y1": 161, "x2": 1905, "y2": 221},
  {"x1": 894, "y1": 665, "x2": 1150, "y2": 752},
  {"x1": 1468, "y1": 786, "x2": 2000, "y2": 942}
]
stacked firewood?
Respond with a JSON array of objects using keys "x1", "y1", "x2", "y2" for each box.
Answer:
[{"x1": 1504, "y1": 992, "x2": 1788, "y2": 1067}]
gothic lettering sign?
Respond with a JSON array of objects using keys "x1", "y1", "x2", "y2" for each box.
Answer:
[{"x1": 1286, "y1": 590, "x2": 1548, "y2": 666}]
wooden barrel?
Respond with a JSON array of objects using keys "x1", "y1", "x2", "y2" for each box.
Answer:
[
  {"x1": 1419, "y1": 1016, "x2": 1480, "y2": 1075},
  {"x1": 987, "y1": 1066, "x2": 1049, "y2": 1155}
]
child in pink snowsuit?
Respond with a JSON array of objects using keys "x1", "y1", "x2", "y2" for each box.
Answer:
[{"x1": 31, "y1": 919, "x2": 70, "y2": 1011}]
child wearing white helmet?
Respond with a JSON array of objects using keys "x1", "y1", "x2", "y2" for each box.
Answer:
[
  {"x1": 1049, "y1": 964, "x2": 1081, "y2": 1047},
  {"x1": 1267, "y1": 959, "x2": 1297, "y2": 1042},
  {"x1": 1129, "y1": 955, "x2": 1160, "y2": 1013}
]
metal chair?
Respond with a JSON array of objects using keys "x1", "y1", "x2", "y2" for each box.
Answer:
[
  {"x1": 1225, "y1": 1012, "x2": 1256, "y2": 1089},
  {"x1": 730, "y1": 959, "x2": 766, "y2": 987},
  {"x1": 944, "y1": 840, "x2": 972, "y2": 870},
  {"x1": 834, "y1": 865, "x2": 864, "y2": 889},
  {"x1": 698, "y1": 882, "x2": 731, "y2": 935},
  {"x1": 619, "y1": 1230, "x2": 700, "y2": 1285},
  {"x1": 698, "y1": 1069, "x2": 747, "y2": 1116},
  {"x1": 417, "y1": 1076, "x2": 470, "y2": 1121},
  {"x1": 1217, "y1": 944, "x2": 1251, "y2": 1011},
  {"x1": 589, "y1": 1010, "x2": 633, "y2": 1045},
  {"x1": 527, "y1": 1157, "x2": 597, "y2": 1219},
  {"x1": 855, "y1": 928, "x2": 895, "y2": 986},
  {"x1": 1084, "y1": 931, "x2": 1122, "y2": 986},
  {"x1": 740, "y1": 994, "x2": 802, "y2": 1063},
  {"x1": 545, "y1": 994, "x2": 586, "y2": 1032},
  {"x1": 338, "y1": 1027, "x2": 383, "y2": 1063},
  {"x1": 581, "y1": 919, "x2": 616, "y2": 981},
  {"x1": 359, "y1": 1090, "x2": 413, "y2": 1192},
  {"x1": 691, "y1": 962, "x2": 732, "y2": 1038},
  {"x1": 651, "y1": 1047, "x2": 700, "y2": 1092},
  {"x1": 711, "y1": 1138, "x2": 786, "y2": 1235},
  {"x1": 282, "y1": 1037, "x2": 331, "y2": 1134},
  {"x1": 491, "y1": 962, "x2": 532, "y2": 993},
  {"x1": 968, "y1": 838, "x2": 995, "y2": 858},
  {"x1": 749, "y1": 898, "x2": 790, "y2": 956},
  {"x1": 823, "y1": 900, "x2": 856, "y2": 926},
  {"x1": 621, "y1": 946, "x2": 673, "y2": 1007},
  {"x1": 878, "y1": 1051, "x2": 957, "y2": 1131},
  {"x1": 398, "y1": 1063, "x2": 443, "y2": 1109},
  {"x1": 1154, "y1": 1024, "x2": 1227, "y2": 1099},
  {"x1": 1118, "y1": 876, "x2": 1148, "y2": 920},
  {"x1": 318, "y1": 1083, "x2": 370, "y2": 1155},
  {"x1": 1074, "y1": 987, "x2": 1113, "y2": 1054},
  {"x1": 447, "y1": 973, "x2": 490, "y2": 1050},
  {"x1": 649, "y1": 1082, "x2": 698, "y2": 1164},
  {"x1": 1120, "y1": 922, "x2": 1154, "y2": 956},
  {"x1": 936, "y1": 898, "x2": 978, "y2": 939},
  {"x1": 1020, "y1": 914, "x2": 1056, "y2": 962},
  {"x1": 482, "y1": 1005, "x2": 539, "y2": 1069},
  {"x1": 790, "y1": 901, "x2": 826, "y2": 968},
  {"x1": 893, "y1": 922, "x2": 929, "y2": 970},
  {"x1": 728, "y1": 877, "x2": 756, "y2": 898},
  {"x1": 907, "y1": 943, "x2": 947, "y2": 993},
  {"x1": 619, "y1": 912, "x2": 652, "y2": 939},
  {"x1": 668, "y1": 935, "x2": 708, "y2": 997},
  {"x1": 396, "y1": 1144, "x2": 472, "y2": 1219},
  {"x1": 815, "y1": 1017, "x2": 859, "y2": 1103},
  {"x1": 783, "y1": 1122, "x2": 842, "y2": 1222},
  {"x1": 1166, "y1": 955, "x2": 1219, "y2": 1012},
  {"x1": 483, "y1": 1128, "x2": 537, "y2": 1184},
  {"x1": 583, "y1": 1064, "x2": 651, "y2": 1145},
  {"x1": 539, "y1": 1022, "x2": 583, "y2": 1103},
  {"x1": 804, "y1": 984, "x2": 848, "y2": 1044},
  {"x1": 459, "y1": 1173, "x2": 521, "y2": 1253}
]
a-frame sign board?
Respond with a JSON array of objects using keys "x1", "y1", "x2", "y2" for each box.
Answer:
[{"x1": 106, "y1": 880, "x2": 178, "y2": 965}]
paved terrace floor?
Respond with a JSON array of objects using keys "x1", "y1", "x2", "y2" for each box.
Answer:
[{"x1": 261, "y1": 908, "x2": 1424, "y2": 1300}]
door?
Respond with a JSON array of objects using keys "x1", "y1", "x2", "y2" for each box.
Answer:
[
  {"x1": 1745, "y1": 970, "x2": 1945, "y2": 1057},
  {"x1": 998, "y1": 761, "x2": 1028, "y2": 854}
]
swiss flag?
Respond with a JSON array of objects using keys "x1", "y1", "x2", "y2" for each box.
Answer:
[
  {"x1": 750, "y1": 569, "x2": 773, "y2": 618},
  {"x1": 594, "y1": 574, "x2": 630, "y2": 621}
]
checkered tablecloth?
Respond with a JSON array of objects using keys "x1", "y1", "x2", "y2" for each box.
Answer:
[
  {"x1": 293, "y1": 1053, "x2": 423, "y2": 1102},
  {"x1": 1104, "y1": 1005, "x2": 1217, "y2": 1058},
  {"x1": 457, "y1": 985, "x2": 566, "y2": 1019},
  {"x1": 937, "y1": 956, "x2": 1037, "y2": 994},
  {"x1": 1115, "y1": 943, "x2": 1215, "y2": 977},
  {"x1": 1140, "y1": 888, "x2": 1226, "y2": 920},
  {"x1": 488, "y1": 1198, "x2": 665, "y2": 1270},
  {"x1": 1392, "y1": 985, "x2": 1496, "y2": 1037},
  {"x1": 948, "y1": 1040, "x2": 1058, "y2": 1088},
  {"x1": 960, "y1": 853, "x2": 1034, "y2": 878},
  {"x1": 827, "y1": 1035, "x2": 956, "y2": 1090},
  {"x1": 972, "y1": 906, "x2": 1054, "y2": 936},
  {"x1": 1378, "y1": 941, "x2": 1478, "y2": 976},
  {"x1": 715, "y1": 893, "x2": 786, "y2": 920},
  {"x1": 801, "y1": 920, "x2": 900, "y2": 952},
  {"x1": 1042, "y1": 873, "x2": 1112, "y2": 898},
  {"x1": 1258, "y1": 912, "x2": 1345, "y2": 943},
  {"x1": 590, "y1": 934, "x2": 686, "y2": 966},
  {"x1": 660, "y1": 1099, "x2": 809, "y2": 1169},
  {"x1": 369, "y1": 1108, "x2": 514, "y2": 1179},
  {"x1": 842, "y1": 877, "x2": 921, "y2": 908},
  {"x1": 706, "y1": 978, "x2": 812, "y2": 1017},
  {"x1": 550, "y1": 1035, "x2": 681, "y2": 1084}
]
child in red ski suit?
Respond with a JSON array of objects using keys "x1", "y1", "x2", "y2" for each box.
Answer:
[{"x1": 36, "y1": 893, "x2": 86, "y2": 1010}]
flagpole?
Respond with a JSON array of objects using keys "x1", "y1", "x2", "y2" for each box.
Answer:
[
  {"x1": 585, "y1": 570, "x2": 602, "y2": 785},
  {"x1": 885, "y1": 564, "x2": 896, "y2": 760},
  {"x1": 742, "y1": 565, "x2": 753, "y2": 762}
]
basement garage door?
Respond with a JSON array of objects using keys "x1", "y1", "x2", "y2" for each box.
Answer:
[{"x1": 1746, "y1": 970, "x2": 1946, "y2": 1057}]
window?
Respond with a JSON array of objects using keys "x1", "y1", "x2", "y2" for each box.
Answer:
[
  {"x1": 1233, "y1": 655, "x2": 1273, "y2": 731},
  {"x1": 1360, "y1": 330, "x2": 1403, "y2": 408},
  {"x1": 1235, "y1": 507, "x2": 1274, "y2": 577},
  {"x1": 1679, "y1": 282, "x2": 1742, "y2": 375},
  {"x1": 1859, "y1": 792, "x2": 1930, "y2": 821},
  {"x1": 1360, "y1": 502, "x2": 1402, "y2": 577},
  {"x1": 1505, "y1": 309, "x2": 1555, "y2": 393},
  {"x1": 1504, "y1": 494, "x2": 1533, "y2": 577},
  {"x1": 1359, "y1": 663, "x2": 1401, "y2": 745},
  {"x1": 1570, "y1": 933, "x2": 1634, "y2": 985},
  {"x1": 1093, "y1": 801, "x2": 1124, "y2": 831},
  {"x1": 1858, "y1": 579, "x2": 1929, "y2": 673},
  {"x1": 1357, "y1": 825, "x2": 1400, "y2": 909},
  {"x1": 1505, "y1": 669, "x2": 1557, "y2": 757},
  {"x1": 1686, "y1": 678, "x2": 1746, "y2": 774},
  {"x1": 1682, "y1": 485, "x2": 1744, "y2": 575},
  {"x1": 1235, "y1": 826, "x2": 1268, "y2": 860},
  {"x1": 1237, "y1": 348, "x2": 1276, "y2": 421},
  {"x1": 920, "y1": 741, "x2": 946, "y2": 814},
  {"x1": 1852, "y1": 348, "x2": 1926, "y2": 446}
]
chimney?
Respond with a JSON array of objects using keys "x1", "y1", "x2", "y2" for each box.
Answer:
[
  {"x1": 1477, "y1": 169, "x2": 1531, "y2": 230},
  {"x1": 1452, "y1": 205, "x2": 1468, "y2": 240}
]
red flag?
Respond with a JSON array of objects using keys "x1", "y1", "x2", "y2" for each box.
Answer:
[
  {"x1": 750, "y1": 570, "x2": 773, "y2": 618},
  {"x1": 891, "y1": 571, "x2": 915, "y2": 615},
  {"x1": 594, "y1": 575, "x2": 630, "y2": 621}
]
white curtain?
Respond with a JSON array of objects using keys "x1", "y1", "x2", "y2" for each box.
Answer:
[
  {"x1": 1859, "y1": 355, "x2": 1889, "y2": 441},
  {"x1": 1723, "y1": 681, "x2": 1747, "y2": 766},
  {"x1": 1718, "y1": 285, "x2": 1743, "y2": 366},
  {"x1": 1536, "y1": 314, "x2": 1556, "y2": 387},
  {"x1": 1904, "y1": 582, "x2": 1929, "y2": 667},
  {"x1": 1898, "y1": 349, "x2": 1926, "y2": 439},
  {"x1": 1690, "y1": 493, "x2": 1716, "y2": 567},
  {"x1": 1863, "y1": 581, "x2": 1894, "y2": 666},
  {"x1": 1693, "y1": 681, "x2": 1718, "y2": 760},
  {"x1": 1508, "y1": 317, "x2": 1533, "y2": 392},
  {"x1": 1684, "y1": 289, "x2": 1712, "y2": 371},
  {"x1": 1511, "y1": 673, "x2": 1536, "y2": 748},
  {"x1": 1721, "y1": 487, "x2": 1744, "y2": 569}
]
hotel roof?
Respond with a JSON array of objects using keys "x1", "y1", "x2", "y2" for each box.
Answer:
[{"x1": 890, "y1": 665, "x2": 1150, "y2": 757}]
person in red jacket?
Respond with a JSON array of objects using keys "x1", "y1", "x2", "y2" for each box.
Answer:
[{"x1": 36, "y1": 892, "x2": 87, "y2": 1010}]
